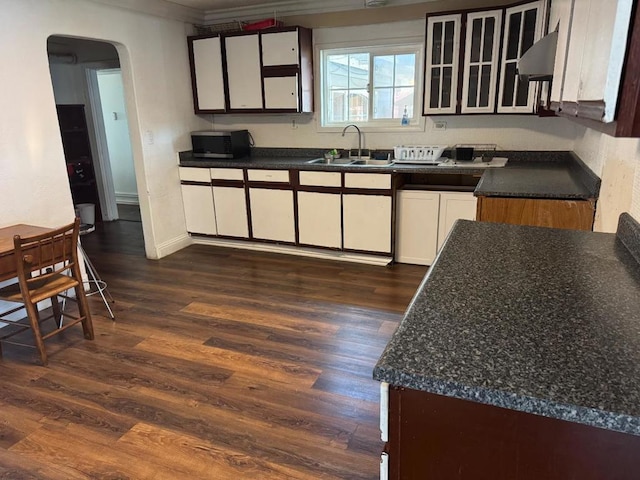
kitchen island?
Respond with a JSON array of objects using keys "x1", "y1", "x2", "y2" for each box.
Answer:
[{"x1": 373, "y1": 213, "x2": 640, "y2": 479}]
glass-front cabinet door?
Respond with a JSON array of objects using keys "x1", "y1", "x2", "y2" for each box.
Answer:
[
  {"x1": 423, "y1": 14, "x2": 462, "y2": 115},
  {"x1": 497, "y1": 1, "x2": 544, "y2": 113},
  {"x1": 461, "y1": 10, "x2": 503, "y2": 113}
]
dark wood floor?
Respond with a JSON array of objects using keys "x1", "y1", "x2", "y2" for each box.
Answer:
[{"x1": 0, "y1": 220, "x2": 427, "y2": 479}]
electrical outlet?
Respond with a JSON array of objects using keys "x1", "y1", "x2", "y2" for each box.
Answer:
[{"x1": 433, "y1": 121, "x2": 447, "y2": 130}]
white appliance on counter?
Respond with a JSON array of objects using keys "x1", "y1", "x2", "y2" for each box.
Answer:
[{"x1": 393, "y1": 145, "x2": 447, "y2": 164}]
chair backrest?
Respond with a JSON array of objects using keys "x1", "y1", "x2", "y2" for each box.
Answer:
[{"x1": 13, "y1": 219, "x2": 80, "y2": 295}]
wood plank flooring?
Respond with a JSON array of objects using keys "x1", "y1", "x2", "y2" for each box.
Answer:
[{"x1": 0, "y1": 220, "x2": 427, "y2": 479}]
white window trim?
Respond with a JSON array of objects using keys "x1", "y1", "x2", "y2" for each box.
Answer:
[{"x1": 315, "y1": 37, "x2": 426, "y2": 133}]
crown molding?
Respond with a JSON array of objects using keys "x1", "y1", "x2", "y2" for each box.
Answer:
[
  {"x1": 87, "y1": 0, "x2": 205, "y2": 24},
  {"x1": 203, "y1": 0, "x2": 438, "y2": 24}
]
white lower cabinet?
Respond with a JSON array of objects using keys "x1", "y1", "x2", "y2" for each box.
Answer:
[
  {"x1": 213, "y1": 186, "x2": 248, "y2": 238},
  {"x1": 343, "y1": 194, "x2": 392, "y2": 253},
  {"x1": 437, "y1": 192, "x2": 478, "y2": 249},
  {"x1": 396, "y1": 191, "x2": 440, "y2": 266},
  {"x1": 180, "y1": 184, "x2": 217, "y2": 235},
  {"x1": 297, "y1": 191, "x2": 342, "y2": 248},
  {"x1": 395, "y1": 190, "x2": 477, "y2": 265},
  {"x1": 249, "y1": 188, "x2": 295, "y2": 242}
]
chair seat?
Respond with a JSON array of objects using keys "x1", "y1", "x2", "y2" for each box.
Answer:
[{"x1": 0, "y1": 273, "x2": 79, "y2": 304}]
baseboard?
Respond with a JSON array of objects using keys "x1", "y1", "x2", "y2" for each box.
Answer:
[
  {"x1": 192, "y1": 236, "x2": 392, "y2": 266},
  {"x1": 115, "y1": 193, "x2": 139, "y2": 205},
  {"x1": 154, "y1": 233, "x2": 192, "y2": 259}
]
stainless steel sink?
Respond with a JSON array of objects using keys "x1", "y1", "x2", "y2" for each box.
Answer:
[
  {"x1": 306, "y1": 157, "x2": 355, "y2": 165},
  {"x1": 350, "y1": 158, "x2": 394, "y2": 167},
  {"x1": 306, "y1": 157, "x2": 394, "y2": 167}
]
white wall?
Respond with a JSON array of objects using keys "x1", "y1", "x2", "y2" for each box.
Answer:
[
  {"x1": 97, "y1": 69, "x2": 138, "y2": 205},
  {"x1": 210, "y1": 20, "x2": 579, "y2": 151},
  {"x1": 573, "y1": 127, "x2": 640, "y2": 231},
  {"x1": 0, "y1": 0, "x2": 209, "y2": 258}
]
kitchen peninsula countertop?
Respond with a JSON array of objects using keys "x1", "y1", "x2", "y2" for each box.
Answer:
[
  {"x1": 373, "y1": 214, "x2": 640, "y2": 436},
  {"x1": 179, "y1": 150, "x2": 600, "y2": 200}
]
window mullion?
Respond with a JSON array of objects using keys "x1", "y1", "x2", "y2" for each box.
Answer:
[{"x1": 368, "y1": 54, "x2": 374, "y2": 122}]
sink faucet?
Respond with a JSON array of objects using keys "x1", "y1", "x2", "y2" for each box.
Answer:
[{"x1": 342, "y1": 124, "x2": 362, "y2": 159}]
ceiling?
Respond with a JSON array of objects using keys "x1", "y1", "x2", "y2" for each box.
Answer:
[{"x1": 89, "y1": 0, "x2": 449, "y2": 24}]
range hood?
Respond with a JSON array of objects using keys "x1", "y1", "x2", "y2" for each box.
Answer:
[{"x1": 518, "y1": 30, "x2": 558, "y2": 82}]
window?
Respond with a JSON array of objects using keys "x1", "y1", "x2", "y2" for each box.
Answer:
[{"x1": 320, "y1": 44, "x2": 422, "y2": 129}]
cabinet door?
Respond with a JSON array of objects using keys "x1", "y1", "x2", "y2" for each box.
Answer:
[
  {"x1": 461, "y1": 10, "x2": 503, "y2": 113},
  {"x1": 497, "y1": 1, "x2": 543, "y2": 113},
  {"x1": 562, "y1": 0, "x2": 633, "y2": 122},
  {"x1": 264, "y1": 76, "x2": 299, "y2": 109},
  {"x1": 261, "y1": 30, "x2": 299, "y2": 66},
  {"x1": 297, "y1": 191, "x2": 342, "y2": 249},
  {"x1": 213, "y1": 186, "x2": 248, "y2": 238},
  {"x1": 225, "y1": 34, "x2": 263, "y2": 110},
  {"x1": 249, "y1": 188, "x2": 295, "y2": 242},
  {"x1": 548, "y1": 0, "x2": 574, "y2": 105},
  {"x1": 181, "y1": 184, "x2": 217, "y2": 235},
  {"x1": 190, "y1": 36, "x2": 226, "y2": 112},
  {"x1": 424, "y1": 14, "x2": 462, "y2": 114},
  {"x1": 343, "y1": 194, "x2": 392, "y2": 253},
  {"x1": 395, "y1": 191, "x2": 439, "y2": 266},
  {"x1": 437, "y1": 192, "x2": 477, "y2": 250}
]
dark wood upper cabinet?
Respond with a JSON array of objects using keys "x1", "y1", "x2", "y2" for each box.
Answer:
[{"x1": 423, "y1": 1, "x2": 544, "y2": 116}]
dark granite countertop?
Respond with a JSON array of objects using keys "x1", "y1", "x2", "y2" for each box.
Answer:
[
  {"x1": 474, "y1": 153, "x2": 600, "y2": 199},
  {"x1": 373, "y1": 215, "x2": 640, "y2": 436},
  {"x1": 179, "y1": 150, "x2": 599, "y2": 200}
]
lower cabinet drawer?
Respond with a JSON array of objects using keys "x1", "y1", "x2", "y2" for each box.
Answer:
[
  {"x1": 211, "y1": 168, "x2": 244, "y2": 181},
  {"x1": 344, "y1": 173, "x2": 391, "y2": 190},
  {"x1": 247, "y1": 169, "x2": 290, "y2": 183},
  {"x1": 179, "y1": 167, "x2": 211, "y2": 183},
  {"x1": 299, "y1": 171, "x2": 342, "y2": 187}
]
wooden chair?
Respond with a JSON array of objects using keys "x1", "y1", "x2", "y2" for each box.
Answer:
[{"x1": 0, "y1": 218, "x2": 94, "y2": 365}]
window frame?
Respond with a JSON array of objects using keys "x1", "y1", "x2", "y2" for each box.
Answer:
[{"x1": 317, "y1": 42, "x2": 425, "y2": 132}]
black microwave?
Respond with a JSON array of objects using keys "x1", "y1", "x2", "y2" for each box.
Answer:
[{"x1": 191, "y1": 130, "x2": 250, "y2": 159}]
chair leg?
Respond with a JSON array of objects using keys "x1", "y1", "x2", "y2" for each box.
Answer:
[
  {"x1": 24, "y1": 302, "x2": 48, "y2": 366},
  {"x1": 51, "y1": 295, "x2": 62, "y2": 328},
  {"x1": 75, "y1": 285, "x2": 95, "y2": 341}
]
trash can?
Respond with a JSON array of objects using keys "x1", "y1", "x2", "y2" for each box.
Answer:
[{"x1": 76, "y1": 203, "x2": 95, "y2": 226}]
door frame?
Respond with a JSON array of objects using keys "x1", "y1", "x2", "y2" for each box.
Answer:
[{"x1": 85, "y1": 67, "x2": 119, "y2": 220}]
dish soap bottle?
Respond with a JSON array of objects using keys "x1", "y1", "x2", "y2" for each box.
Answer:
[{"x1": 401, "y1": 106, "x2": 409, "y2": 126}]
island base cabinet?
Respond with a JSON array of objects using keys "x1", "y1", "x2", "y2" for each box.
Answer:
[
  {"x1": 476, "y1": 196, "x2": 595, "y2": 230},
  {"x1": 385, "y1": 387, "x2": 640, "y2": 480}
]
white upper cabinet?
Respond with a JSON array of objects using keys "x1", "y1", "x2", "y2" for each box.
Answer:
[
  {"x1": 461, "y1": 10, "x2": 503, "y2": 113},
  {"x1": 261, "y1": 31, "x2": 300, "y2": 66},
  {"x1": 224, "y1": 34, "x2": 264, "y2": 110},
  {"x1": 188, "y1": 27, "x2": 313, "y2": 114},
  {"x1": 548, "y1": 0, "x2": 573, "y2": 104},
  {"x1": 424, "y1": 14, "x2": 462, "y2": 114},
  {"x1": 551, "y1": 0, "x2": 634, "y2": 123},
  {"x1": 264, "y1": 76, "x2": 299, "y2": 109},
  {"x1": 189, "y1": 36, "x2": 226, "y2": 112},
  {"x1": 497, "y1": 1, "x2": 544, "y2": 113}
]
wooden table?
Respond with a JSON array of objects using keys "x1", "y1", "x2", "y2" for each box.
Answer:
[{"x1": 0, "y1": 224, "x2": 54, "y2": 282}]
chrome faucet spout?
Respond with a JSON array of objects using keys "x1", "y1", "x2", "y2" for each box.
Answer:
[{"x1": 341, "y1": 124, "x2": 362, "y2": 159}]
